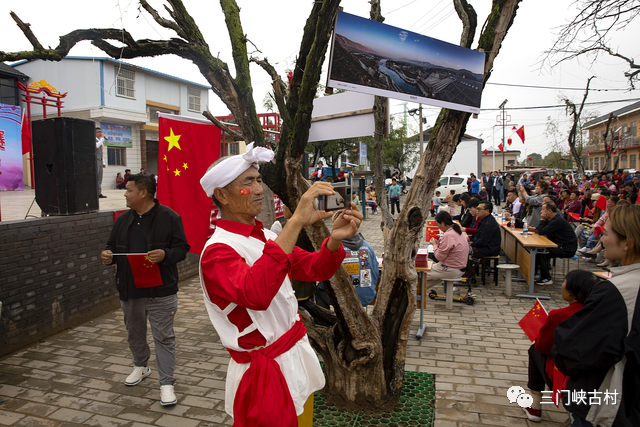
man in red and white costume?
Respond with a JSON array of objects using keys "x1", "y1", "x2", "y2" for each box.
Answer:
[{"x1": 199, "y1": 143, "x2": 362, "y2": 427}]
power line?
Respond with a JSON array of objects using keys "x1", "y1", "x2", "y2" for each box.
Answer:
[
  {"x1": 486, "y1": 81, "x2": 636, "y2": 92},
  {"x1": 386, "y1": 0, "x2": 419, "y2": 15},
  {"x1": 481, "y1": 97, "x2": 640, "y2": 111}
]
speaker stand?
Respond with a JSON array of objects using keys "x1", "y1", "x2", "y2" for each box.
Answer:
[{"x1": 24, "y1": 197, "x2": 41, "y2": 219}]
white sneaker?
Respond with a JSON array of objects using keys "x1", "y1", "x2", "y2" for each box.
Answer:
[
  {"x1": 578, "y1": 246, "x2": 589, "y2": 253},
  {"x1": 160, "y1": 385, "x2": 177, "y2": 406},
  {"x1": 452, "y1": 287, "x2": 459, "y2": 292},
  {"x1": 125, "y1": 366, "x2": 151, "y2": 386}
]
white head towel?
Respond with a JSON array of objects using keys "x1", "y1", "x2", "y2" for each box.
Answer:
[{"x1": 200, "y1": 142, "x2": 274, "y2": 197}]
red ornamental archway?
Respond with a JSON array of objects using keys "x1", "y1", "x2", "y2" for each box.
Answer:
[{"x1": 17, "y1": 79, "x2": 68, "y2": 190}]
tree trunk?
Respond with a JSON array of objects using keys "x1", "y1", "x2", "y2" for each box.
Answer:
[{"x1": 1, "y1": 0, "x2": 522, "y2": 411}]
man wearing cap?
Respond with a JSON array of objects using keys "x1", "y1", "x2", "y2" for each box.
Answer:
[
  {"x1": 199, "y1": 143, "x2": 362, "y2": 426},
  {"x1": 96, "y1": 127, "x2": 107, "y2": 198}
]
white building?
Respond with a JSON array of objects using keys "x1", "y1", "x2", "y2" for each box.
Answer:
[{"x1": 13, "y1": 57, "x2": 210, "y2": 189}]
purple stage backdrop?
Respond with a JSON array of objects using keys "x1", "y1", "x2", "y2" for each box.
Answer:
[{"x1": 0, "y1": 104, "x2": 24, "y2": 191}]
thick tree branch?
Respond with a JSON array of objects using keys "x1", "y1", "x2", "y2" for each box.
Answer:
[
  {"x1": 9, "y1": 11, "x2": 43, "y2": 51},
  {"x1": 138, "y1": 0, "x2": 187, "y2": 40},
  {"x1": 453, "y1": 0, "x2": 477, "y2": 48},
  {"x1": 203, "y1": 107, "x2": 244, "y2": 141},
  {"x1": 250, "y1": 56, "x2": 290, "y2": 125}
]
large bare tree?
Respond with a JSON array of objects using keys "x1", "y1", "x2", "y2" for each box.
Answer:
[
  {"x1": 545, "y1": 0, "x2": 640, "y2": 87},
  {"x1": 1, "y1": 0, "x2": 522, "y2": 408}
]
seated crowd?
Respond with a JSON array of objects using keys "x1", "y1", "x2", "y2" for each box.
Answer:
[{"x1": 431, "y1": 169, "x2": 640, "y2": 426}]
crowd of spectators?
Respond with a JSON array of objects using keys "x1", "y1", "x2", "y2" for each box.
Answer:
[{"x1": 448, "y1": 168, "x2": 640, "y2": 426}]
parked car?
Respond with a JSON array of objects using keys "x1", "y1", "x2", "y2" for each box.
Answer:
[
  {"x1": 508, "y1": 169, "x2": 548, "y2": 186},
  {"x1": 436, "y1": 175, "x2": 469, "y2": 199}
]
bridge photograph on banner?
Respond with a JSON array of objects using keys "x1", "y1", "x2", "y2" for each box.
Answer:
[
  {"x1": 0, "y1": 104, "x2": 24, "y2": 191},
  {"x1": 327, "y1": 11, "x2": 485, "y2": 114}
]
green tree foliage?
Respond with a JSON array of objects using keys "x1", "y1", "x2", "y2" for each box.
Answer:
[
  {"x1": 361, "y1": 118, "x2": 419, "y2": 172},
  {"x1": 542, "y1": 151, "x2": 573, "y2": 169}
]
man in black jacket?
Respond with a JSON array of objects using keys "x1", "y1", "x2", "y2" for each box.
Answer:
[
  {"x1": 533, "y1": 201, "x2": 577, "y2": 285},
  {"x1": 467, "y1": 200, "x2": 501, "y2": 281},
  {"x1": 101, "y1": 174, "x2": 189, "y2": 406}
]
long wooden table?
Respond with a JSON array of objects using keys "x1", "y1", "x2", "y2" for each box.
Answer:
[{"x1": 500, "y1": 225, "x2": 557, "y2": 300}]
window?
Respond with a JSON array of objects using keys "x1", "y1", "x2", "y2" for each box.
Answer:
[
  {"x1": 107, "y1": 147, "x2": 126, "y2": 166},
  {"x1": 450, "y1": 177, "x2": 465, "y2": 185},
  {"x1": 595, "y1": 157, "x2": 599, "y2": 170},
  {"x1": 148, "y1": 106, "x2": 175, "y2": 123},
  {"x1": 221, "y1": 142, "x2": 239, "y2": 156},
  {"x1": 631, "y1": 121, "x2": 637, "y2": 137},
  {"x1": 188, "y1": 87, "x2": 201, "y2": 112},
  {"x1": 621, "y1": 154, "x2": 628, "y2": 167},
  {"x1": 0, "y1": 78, "x2": 18, "y2": 105},
  {"x1": 116, "y1": 68, "x2": 135, "y2": 99},
  {"x1": 590, "y1": 157, "x2": 593, "y2": 170},
  {"x1": 631, "y1": 154, "x2": 637, "y2": 169},
  {"x1": 507, "y1": 160, "x2": 515, "y2": 165},
  {"x1": 438, "y1": 177, "x2": 448, "y2": 186}
]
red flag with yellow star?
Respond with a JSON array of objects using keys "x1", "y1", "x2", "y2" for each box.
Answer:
[
  {"x1": 158, "y1": 114, "x2": 221, "y2": 254},
  {"x1": 518, "y1": 299, "x2": 548, "y2": 341},
  {"x1": 127, "y1": 254, "x2": 163, "y2": 288}
]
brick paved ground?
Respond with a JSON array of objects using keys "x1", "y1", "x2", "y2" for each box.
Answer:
[{"x1": 0, "y1": 191, "x2": 604, "y2": 426}]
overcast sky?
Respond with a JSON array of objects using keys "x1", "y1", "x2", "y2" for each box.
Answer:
[{"x1": 2, "y1": 0, "x2": 639, "y2": 162}]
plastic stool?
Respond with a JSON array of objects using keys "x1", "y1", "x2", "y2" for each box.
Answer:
[
  {"x1": 497, "y1": 264, "x2": 520, "y2": 297},
  {"x1": 442, "y1": 278, "x2": 465, "y2": 309}
]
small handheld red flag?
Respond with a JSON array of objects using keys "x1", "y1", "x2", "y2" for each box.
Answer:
[
  {"x1": 567, "y1": 212, "x2": 581, "y2": 221},
  {"x1": 518, "y1": 299, "x2": 548, "y2": 342},
  {"x1": 516, "y1": 126, "x2": 525, "y2": 143},
  {"x1": 127, "y1": 254, "x2": 163, "y2": 288},
  {"x1": 551, "y1": 364, "x2": 568, "y2": 408},
  {"x1": 595, "y1": 194, "x2": 608, "y2": 212}
]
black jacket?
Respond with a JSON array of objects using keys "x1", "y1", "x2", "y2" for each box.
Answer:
[
  {"x1": 535, "y1": 213, "x2": 577, "y2": 254},
  {"x1": 471, "y1": 214, "x2": 501, "y2": 256},
  {"x1": 553, "y1": 264, "x2": 640, "y2": 425},
  {"x1": 105, "y1": 202, "x2": 190, "y2": 301}
]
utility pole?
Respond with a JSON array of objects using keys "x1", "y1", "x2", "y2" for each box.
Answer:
[{"x1": 496, "y1": 99, "x2": 515, "y2": 172}]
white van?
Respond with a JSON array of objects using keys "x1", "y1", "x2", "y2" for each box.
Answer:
[{"x1": 436, "y1": 175, "x2": 469, "y2": 199}]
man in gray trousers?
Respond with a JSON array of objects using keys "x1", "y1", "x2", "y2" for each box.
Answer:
[{"x1": 101, "y1": 174, "x2": 189, "y2": 405}]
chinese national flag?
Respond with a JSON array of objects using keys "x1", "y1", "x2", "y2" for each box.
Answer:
[
  {"x1": 425, "y1": 220, "x2": 440, "y2": 241},
  {"x1": 595, "y1": 194, "x2": 608, "y2": 212},
  {"x1": 483, "y1": 148, "x2": 488, "y2": 156},
  {"x1": 127, "y1": 254, "x2": 163, "y2": 288},
  {"x1": 518, "y1": 299, "x2": 548, "y2": 342},
  {"x1": 516, "y1": 125, "x2": 525, "y2": 143},
  {"x1": 498, "y1": 143, "x2": 504, "y2": 153},
  {"x1": 158, "y1": 114, "x2": 221, "y2": 254},
  {"x1": 21, "y1": 110, "x2": 31, "y2": 155}
]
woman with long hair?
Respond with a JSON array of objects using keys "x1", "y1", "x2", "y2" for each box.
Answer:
[
  {"x1": 553, "y1": 204, "x2": 640, "y2": 426},
  {"x1": 425, "y1": 211, "x2": 469, "y2": 293}
]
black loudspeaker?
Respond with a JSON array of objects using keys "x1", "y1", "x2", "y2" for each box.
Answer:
[{"x1": 32, "y1": 117, "x2": 99, "y2": 215}]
